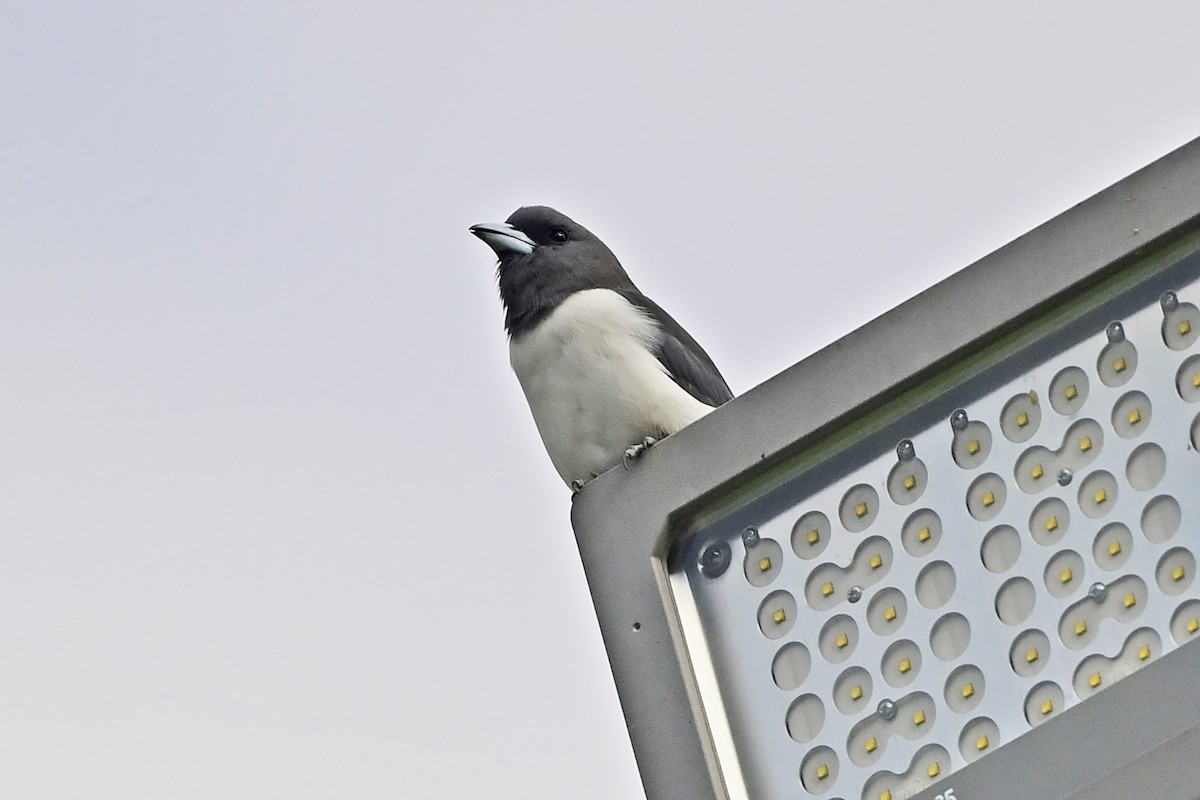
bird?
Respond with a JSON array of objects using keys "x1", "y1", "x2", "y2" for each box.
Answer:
[{"x1": 470, "y1": 205, "x2": 734, "y2": 490}]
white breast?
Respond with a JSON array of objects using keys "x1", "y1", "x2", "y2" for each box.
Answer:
[{"x1": 508, "y1": 288, "x2": 716, "y2": 484}]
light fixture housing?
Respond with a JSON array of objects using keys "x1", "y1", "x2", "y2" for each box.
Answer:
[{"x1": 571, "y1": 138, "x2": 1200, "y2": 800}]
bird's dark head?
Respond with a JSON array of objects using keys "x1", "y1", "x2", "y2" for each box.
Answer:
[{"x1": 470, "y1": 206, "x2": 635, "y2": 337}]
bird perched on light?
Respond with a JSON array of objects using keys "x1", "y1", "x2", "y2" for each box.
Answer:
[{"x1": 470, "y1": 206, "x2": 734, "y2": 490}]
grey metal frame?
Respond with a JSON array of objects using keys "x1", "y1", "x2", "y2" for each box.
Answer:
[{"x1": 570, "y1": 136, "x2": 1200, "y2": 800}]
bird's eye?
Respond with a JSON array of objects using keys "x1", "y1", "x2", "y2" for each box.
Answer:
[{"x1": 549, "y1": 228, "x2": 568, "y2": 243}]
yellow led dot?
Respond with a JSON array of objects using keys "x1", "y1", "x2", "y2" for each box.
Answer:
[
  {"x1": 976, "y1": 735, "x2": 989, "y2": 751},
  {"x1": 1080, "y1": 437, "x2": 1093, "y2": 452},
  {"x1": 1124, "y1": 593, "x2": 1137, "y2": 608},
  {"x1": 1026, "y1": 648, "x2": 1039, "y2": 663},
  {"x1": 821, "y1": 581, "x2": 835, "y2": 597},
  {"x1": 1075, "y1": 620, "x2": 1088, "y2": 636},
  {"x1": 1181, "y1": 319, "x2": 1193, "y2": 335},
  {"x1": 869, "y1": 554, "x2": 883, "y2": 570},
  {"x1": 1088, "y1": 672, "x2": 1102, "y2": 688},
  {"x1": 815, "y1": 764, "x2": 829, "y2": 780},
  {"x1": 927, "y1": 762, "x2": 940, "y2": 778},
  {"x1": 967, "y1": 439, "x2": 981, "y2": 455},
  {"x1": 835, "y1": 632, "x2": 849, "y2": 649},
  {"x1": 982, "y1": 490, "x2": 995, "y2": 507},
  {"x1": 1127, "y1": 408, "x2": 1142, "y2": 425},
  {"x1": 1029, "y1": 391, "x2": 1039, "y2": 404},
  {"x1": 1172, "y1": 565, "x2": 1186, "y2": 581},
  {"x1": 864, "y1": 737, "x2": 877, "y2": 753},
  {"x1": 1016, "y1": 411, "x2": 1029, "y2": 427},
  {"x1": 961, "y1": 682, "x2": 975, "y2": 699},
  {"x1": 1031, "y1": 463, "x2": 1044, "y2": 479},
  {"x1": 903, "y1": 474, "x2": 917, "y2": 491},
  {"x1": 883, "y1": 606, "x2": 898, "y2": 622},
  {"x1": 898, "y1": 658, "x2": 911, "y2": 673},
  {"x1": 918, "y1": 526, "x2": 931, "y2": 542},
  {"x1": 1188, "y1": 618, "x2": 1200, "y2": 634},
  {"x1": 773, "y1": 609, "x2": 787, "y2": 624},
  {"x1": 807, "y1": 529, "x2": 820, "y2": 545},
  {"x1": 912, "y1": 710, "x2": 926, "y2": 726},
  {"x1": 1113, "y1": 356, "x2": 1127, "y2": 373},
  {"x1": 1040, "y1": 699, "x2": 1054, "y2": 715},
  {"x1": 1108, "y1": 541, "x2": 1122, "y2": 556},
  {"x1": 849, "y1": 685, "x2": 863, "y2": 701},
  {"x1": 1193, "y1": 373, "x2": 1200, "y2": 388},
  {"x1": 881, "y1": 791, "x2": 892, "y2": 800},
  {"x1": 855, "y1": 502, "x2": 869, "y2": 518},
  {"x1": 758, "y1": 557, "x2": 772, "y2": 572},
  {"x1": 1065, "y1": 384, "x2": 1078, "y2": 400},
  {"x1": 1138, "y1": 644, "x2": 1151, "y2": 661},
  {"x1": 1045, "y1": 515, "x2": 1059, "y2": 532},
  {"x1": 1060, "y1": 567, "x2": 1073, "y2": 584},
  {"x1": 1093, "y1": 488, "x2": 1107, "y2": 504}
]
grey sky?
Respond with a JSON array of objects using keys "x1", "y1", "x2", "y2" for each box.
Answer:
[{"x1": 2, "y1": 3, "x2": 1199, "y2": 798}]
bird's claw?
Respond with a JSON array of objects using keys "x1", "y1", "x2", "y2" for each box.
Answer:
[{"x1": 622, "y1": 436, "x2": 659, "y2": 469}]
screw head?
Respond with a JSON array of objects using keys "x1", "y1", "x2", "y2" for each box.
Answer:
[
  {"x1": 699, "y1": 542, "x2": 731, "y2": 578},
  {"x1": 847, "y1": 586, "x2": 864, "y2": 603},
  {"x1": 896, "y1": 439, "x2": 915, "y2": 462},
  {"x1": 950, "y1": 409, "x2": 969, "y2": 431},
  {"x1": 1057, "y1": 468, "x2": 1073, "y2": 486},
  {"x1": 877, "y1": 699, "x2": 897, "y2": 721},
  {"x1": 1088, "y1": 582, "x2": 1108, "y2": 602},
  {"x1": 1106, "y1": 321, "x2": 1125, "y2": 343},
  {"x1": 741, "y1": 527, "x2": 760, "y2": 547},
  {"x1": 1161, "y1": 291, "x2": 1180, "y2": 313}
]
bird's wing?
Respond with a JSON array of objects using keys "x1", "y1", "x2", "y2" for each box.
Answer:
[{"x1": 620, "y1": 291, "x2": 735, "y2": 408}]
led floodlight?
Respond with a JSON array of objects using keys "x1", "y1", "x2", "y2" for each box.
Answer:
[{"x1": 572, "y1": 139, "x2": 1200, "y2": 800}]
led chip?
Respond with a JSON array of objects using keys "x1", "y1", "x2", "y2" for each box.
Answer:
[
  {"x1": 1064, "y1": 384, "x2": 1078, "y2": 400},
  {"x1": 1138, "y1": 644, "x2": 1152, "y2": 661},
  {"x1": 927, "y1": 762, "x2": 940, "y2": 778},
  {"x1": 1080, "y1": 437, "x2": 1093, "y2": 452},
  {"x1": 1114, "y1": 356, "x2": 1127, "y2": 373},
  {"x1": 1060, "y1": 567, "x2": 1073, "y2": 584},
  {"x1": 864, "y1": 737, "x2": 877, "y2": 753},
  {"x1": 821, "y1": 581, "x2": 835, "y2": 597},
  {"x1": 1045, "y1": 515, "x2": 1059, "y2": 532},
  {"x1": 881, "y1": 791, "x2": 892, "y2": 800},
  {"x1": 869, "y1": 554, "x2": 883, "y2": 570},
  {"x1": 806, "y1": 530, "x2": 821, "y2": 546},
  {"x1": 773, "y1": 609, "x2": 787, "y2": 624},
  {"x1": 1193, "y1": 372, "x2": 1200, "y2": 388},
  {"x1": 1124, "y1": 593, "x2": 1137, "y2": 608},
  {"x1": 1094, "y1": 489, "x2": 1107, "y2": 504},
  {"x1": 967, "y1": 439, "x2": 981, "y2": 455},
  {"x1": 1127, "y1": 409, "x2": 1142, "y2": 425},
  {"x1": 1026, "y1": 648, "x2": 1039, "y2": 663},
  {"x1": 917, "y1": 526, "x2": 931, "y2": 542},
  {"x1": 1108, "y1": 541, "x2": 1122, "y2": 556},
  {"x1": 912, "y1": 710, "x2": 926, "y2": 725},
  {"x1": 758, "y1": 557, "x2": 772, "y2": 572},
  {"x1": 1040, "y1": 699, "x2": 1054, "y2": 715},
  {"x1": 1031, "y1": 463, "x2": 1044, "y2": 479},
  {"x1": 1075, "y1": 620, "x2": 1088, "y2": 636},
  {"x1": 898, "y1": 658, "x2": 912, "y2": 673},
  {"x1": 1189, "y1": 618, "x2": 1200, "y2": 634},
  {"x1": 903, "y1": 474, "x2": 917, "y2": 491},
  {"x1": 982, "y1": 491, "x2": 995, "y2": 507},
  {"x1": 1016, "y1": 411, "x2": 1029, "y2": 427},
  {"x1": 1181, "y1": 319, "x2": 1193, "y2": 335},
  {"x1": 976, "y1": 735, "x2": 989, "y2": 751},
  {"x1": 1173, "y1": 565, "x2": 1186, "y2": 581},
  {"x1": 883, "y1": 606, "x2": 898, "y2": 622},
  {"x1": 961, "y1": 682, "x2": 975, "y2": 699},
  {"x1": 815, "y1": 764, "x2": 829, "y2": 780},
  {"x1": 1088, "y1": 672, "x2": 1102, "y2": 688},
  {"x1": 835, "y1": 632, "x2": 849, "y2": 649},
  {"x1": 855, "y1": 502, "x2": 869, "y2": 518},
  {"x1": 849, "y1": 685, "x2": 863, "y2": 701}
]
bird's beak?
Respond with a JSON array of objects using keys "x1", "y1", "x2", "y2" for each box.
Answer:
[{"x1": 469, "y1": 222, "x2": 536, "y2": 257}]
